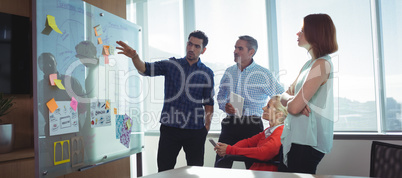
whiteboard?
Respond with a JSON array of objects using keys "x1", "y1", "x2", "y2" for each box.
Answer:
[{"x1": 33, "y1": 0, "x2": 143, "y2": 177}]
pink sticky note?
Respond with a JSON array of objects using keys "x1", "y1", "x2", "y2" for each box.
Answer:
[
  {"x1": 70, "y1": 97, "x2": 78, "y2": 111},
  {"x1": 49, "y1": 74, "x2": 57, "y2": 86},
  {"x1": 104, "y1": 55, "x2": 109, "y2": 64}
]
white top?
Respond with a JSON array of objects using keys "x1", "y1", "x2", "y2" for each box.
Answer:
[{"x1": 281, "y1": 55, "x2": 334, "y2": 166}]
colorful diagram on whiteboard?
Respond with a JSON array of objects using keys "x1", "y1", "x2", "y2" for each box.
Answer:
[
  {"x1": 49, "y1": 101, "x2": 79, "y2": 136},
  {"x1": 90, "y1": 99, "x2": 111, "y2": 128}
]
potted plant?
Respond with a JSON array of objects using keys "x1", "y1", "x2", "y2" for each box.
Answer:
[{"x1": 0, "y1": 93, "x2": 15, "y2": 154}]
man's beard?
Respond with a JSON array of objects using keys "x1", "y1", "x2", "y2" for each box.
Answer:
[{"x1": 187, "y1": 52, "x2": 197, "y2": 61}]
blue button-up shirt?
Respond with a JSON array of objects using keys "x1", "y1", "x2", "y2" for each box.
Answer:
[
  {"x1": 217, "y1": 60, "x2": 284, "y2": 116},
  {"x1": 143, "y1": 57, "x2": 214, "y2": 129}
]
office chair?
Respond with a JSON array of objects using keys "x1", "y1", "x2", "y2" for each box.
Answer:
[{"x1": 370, "y1": 141, "x2": 402, "y2": 178}]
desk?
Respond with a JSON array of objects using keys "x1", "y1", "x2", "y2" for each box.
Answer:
[{"x1": 141, "y1": 166, "x2": 369, "y2": 178}]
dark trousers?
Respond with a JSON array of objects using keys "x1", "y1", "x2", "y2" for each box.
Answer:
[
  {"x1": 214, "y1": 115, "x2": 263, "y2": 169},
  {"x1": 157, "y1": 125, "x2": 208, "y2": 172},
  {"x1": 278, "y1": 143, "x2": 325, "y2": 174}
]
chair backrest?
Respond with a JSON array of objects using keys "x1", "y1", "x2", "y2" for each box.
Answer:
[{"x1": 370, "y1": 141, "x2": 402, "y2": 178}]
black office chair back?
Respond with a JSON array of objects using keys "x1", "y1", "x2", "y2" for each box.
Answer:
[{"x1": 370, "y1": 141, "x2": 402, "y2": 178}]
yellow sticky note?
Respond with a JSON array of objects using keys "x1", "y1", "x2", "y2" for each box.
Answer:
[
  {"x1": 126, "y1": 119, "x2": 132, "y2": 129},
  {"x1": 98, "y1": 37, "x2": 103, "y2": 44},
  {"x1": 47, "y1": 98, "x2": 58, "y2": 113},
  {"x1": 105, "y1": 100, "x2": 110, "y2": 109},
  {"x1": 94, "y1": 25, "x2": 103, "y2": 36},
  {"x1": 114, "y1": 108, "x2": 117, "y2": 114},
  {"x1": 109, "y1": 45, "x2": 115, "y2": 55},
  {"x1": 46, "y1": 15, "x2": 63, "y2": 34},
  {"x1": 49, "y1": 73, "x2": 57, "y2": 86},
  {"x1": 103, "y1": 45, "x2": 110, "y2": 55},
  {"x1": 54, "y1": 79, "x2": 66, "y2": 90}
]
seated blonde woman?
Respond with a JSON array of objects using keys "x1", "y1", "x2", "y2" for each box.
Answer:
[{"x1": 215, "y1": 95, "x2": 288, "y2": 171}]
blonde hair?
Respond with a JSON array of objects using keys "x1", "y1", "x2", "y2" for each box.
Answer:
[{"x1": 271, "y1": 95, "x2": 288, "y2": 124}]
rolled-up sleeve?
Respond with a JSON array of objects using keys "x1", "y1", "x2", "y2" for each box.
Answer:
[{"x1": 143, "y1": 60, "x2": 169, "y2": 76}]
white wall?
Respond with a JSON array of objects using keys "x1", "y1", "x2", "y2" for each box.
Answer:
[{"x1": 141, "y1": 135, "x2": 402, "y2": 177}]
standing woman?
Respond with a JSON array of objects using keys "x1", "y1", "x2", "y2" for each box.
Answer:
[{"x1": 279, "y1": 14, "x2": 338, "y2": 174}]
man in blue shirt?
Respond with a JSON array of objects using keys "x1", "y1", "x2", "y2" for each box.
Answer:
[
  {"x1": 214, "y1": 35, "x2": 284, "y2": 169},
  {"x1": 116, "y1": 30, "x2": 214, "y2": 172}
]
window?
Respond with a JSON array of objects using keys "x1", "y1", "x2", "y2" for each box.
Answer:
[
  {"x1": 194, "y1": 0, "x2": 270, "y2": 130},
  {"x1": 127, "y1": 0, "x2": 183, "y2": 131},
  {"x1": 276, "y1": 0, "x2": 378, "y2": 132},
  {"x1": 128, "y1": 0, "x2": 402, "y2": 134},
  {"x1": 380, "y1": 0, "x2": 402, "y2": 132}
]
